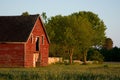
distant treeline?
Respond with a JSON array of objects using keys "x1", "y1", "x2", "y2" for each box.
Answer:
[
  {"x1": 88, "y1": 38, "x2": 120, "y2": 62},
  {"x1": 100, "y1": 38, "x2": 120, "y2": 61},
  {"x1": 100, "y1": 47, "x2": 120, "y2": 62}
]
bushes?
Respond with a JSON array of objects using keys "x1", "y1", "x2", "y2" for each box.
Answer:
[{"x1": 88, "y1": 49, "x2": 104, "y2": 63}]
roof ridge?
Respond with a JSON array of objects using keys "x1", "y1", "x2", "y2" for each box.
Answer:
[{"x1": 0, "y1": 14, "x2": 39, "y2": 17}]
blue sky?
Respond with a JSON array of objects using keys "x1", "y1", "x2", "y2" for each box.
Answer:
[{"x1": 0, "y1": 0, "x2": 120, "y2": 47}]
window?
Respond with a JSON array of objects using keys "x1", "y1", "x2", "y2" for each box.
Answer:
[
  {"x1": 42, "y1": 36, "x2": 44, "y2": 45},
  {"x1": 36, "y1": 37, "x2": 40, "y2": 51}
]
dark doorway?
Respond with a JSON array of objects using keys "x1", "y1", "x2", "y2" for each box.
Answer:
[{"x1": 36, "y1": 37, "x2": 40, "y2": 51}]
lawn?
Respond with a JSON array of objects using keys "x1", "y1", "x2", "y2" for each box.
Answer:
[{"x1": 0, "y1": 63, "x2": 120, "y2": 80}]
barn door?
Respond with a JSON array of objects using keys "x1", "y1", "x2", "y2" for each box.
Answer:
[
  {"x1": 33, "y1": 37, "x2": 41, "y2": 67},
  {"x1": 33, "y1": 53, "x2": 40, "y2": 67}
]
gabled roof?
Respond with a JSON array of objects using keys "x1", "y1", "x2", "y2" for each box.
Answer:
[{"x1": 0, "y1": 15, "x2": 39, "y2": 42}]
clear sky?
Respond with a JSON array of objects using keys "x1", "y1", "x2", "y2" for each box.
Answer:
[{"x1": 0, "y1": 0, "x2": 120, "y2": 47}]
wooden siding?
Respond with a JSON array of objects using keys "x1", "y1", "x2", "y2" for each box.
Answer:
[
  {"x1": 25, "y1": 18, "x2": 49, "y2": 67},
  {"x1": 0, "y1": 43, "x2": 24, "y2": 67}
]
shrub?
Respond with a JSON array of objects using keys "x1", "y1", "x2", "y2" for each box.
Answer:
[{"x1": 88, "y1": 50, "x2": 104, "y2": 63}]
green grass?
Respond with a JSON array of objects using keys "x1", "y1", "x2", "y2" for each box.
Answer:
[{"x1": 0, "y1": 63, "x2": 120, "y2": 80}]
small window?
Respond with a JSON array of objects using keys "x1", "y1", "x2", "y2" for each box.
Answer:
[{"x1": 42, "y1": 36, "x2": 44, "y2": 45}]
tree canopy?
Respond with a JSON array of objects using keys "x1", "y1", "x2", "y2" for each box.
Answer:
[
  {"x1": 44, "y1": 11, "x2": 106, "y2": 64},
  {"x1": 21, "y1": 11, "x2": 29, "y2": 16},
  {"x1": 103, "y1": 38, "x2": 113, "y2": 50}
]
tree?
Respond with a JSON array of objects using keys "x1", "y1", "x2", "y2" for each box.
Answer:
[
  {"x1": 46, "y1": 11, "x2": 106, "y2": 64},
  {"x1": 41, "y1": 12, "x2": 47, "y2": 24},
  {"x1": 100, "y1": 46, "x2": 120, "y2": 61},
  {"x1": 70, "y1": 16, "x2": 94, "y2": 64},
  {"x1": 88, "y1": 49, "x2": 104, "y2": 63},
  {"x1": 21, "y1": 11, "x2": 29, "y2": 16},
  {"x1": 70, "y1": 11, "x2": 106, "y2": 64},
  {"x1": 103, "y1": 38, "x2": 113, "y2": 50},
  {"x1": 100, "y1": 38, "x2": 118, "y2": 61},
  {"x1": 63, "y1": 16, "x2": 77, "y2": 64},
  {"x1": 45, "y1": 15, "x2": 65, "y2": 58},
  {"x1": 72, "y1": 11, "x2": 106, "y2": 48},
  {"x1": 112, "y1": 46, "x2": 120, "y2": 61},
  {"x1": 46, "y1": 15, "x2": 76, "y2": 64}
]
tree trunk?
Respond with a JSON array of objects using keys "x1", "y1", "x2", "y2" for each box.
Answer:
[
  {"x1": 69, "y1": 48, "x2": 73, "y2": 64},
  {"x1": 83, "y1": 49, "x2": 87, "y2": 64}
]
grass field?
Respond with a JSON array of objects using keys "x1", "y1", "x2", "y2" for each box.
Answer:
[{"x1": 0, "y1": 63, "x2": 120, "y2": 80}]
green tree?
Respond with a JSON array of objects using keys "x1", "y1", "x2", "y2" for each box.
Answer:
[
  {"x1": 41, "y1": 12, "x2": 47, "y2": 24},
  {"x1": 103, "y1": 38, "x2": 113, "y2": 50},
  {"x1": 100, "y1": 37, "x2": 113, "y2": 61},
  {"x1": 46, "y1": 15, "x2": 65, "y2": 58},
  {"x1": 88, "y1": 49, "x2": 104, "y2": 63},
  {"x1": 46, "y1": 11, "x2": 106, "y2": 64},
  {"x1": 21, "y1": 11, "x2": 29, "y2": 16},
  {"x1": 67, "y1": 15, "x2": 94, "y2": 64},
  {"x1": 62, "y1": 16, "x2": 77, "y2": 64},
  {"x1": 46, "y1": 15, "x2": 76, "y2": 64},
  {"x1": 71, "y1": 11, "x2": 106, "y2": 64},
  {"x1": 72, "y1": 11, "x2": 106, "y2": 48}
]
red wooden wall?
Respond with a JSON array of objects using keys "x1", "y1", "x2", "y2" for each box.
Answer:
[
  {"x1": 0, "y1": 43, "x2": 24, "y2": 67},
  {"x1": 25, "y1": 17, "x2": 49, "y2": 67}
]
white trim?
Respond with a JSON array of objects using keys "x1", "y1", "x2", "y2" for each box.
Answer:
[
  {"x1": 39, "y1": 16, "x2": 50, "y2": 44},
  {"x1": 26, "y1": 16, "x2": 39, "y2": 43},
  {"x1": 30, "y1": 33, "x2": 34, "y2": 44}
]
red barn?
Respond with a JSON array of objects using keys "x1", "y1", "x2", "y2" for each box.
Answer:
[{"x1": 0, "y1": 15, "x2": 50, "y2": 67}]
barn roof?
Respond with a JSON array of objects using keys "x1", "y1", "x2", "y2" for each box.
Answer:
[{"x1": 0, "y1": 14, "x2": 49, "y2": 43}]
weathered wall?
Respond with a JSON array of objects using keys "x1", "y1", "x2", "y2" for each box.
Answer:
[
  {"x1": 25, "y1": 18, "x2": 49, "y2": 67},
  {"x1": 0, "y1": 43, "x2": 24, "y2": 67}
]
